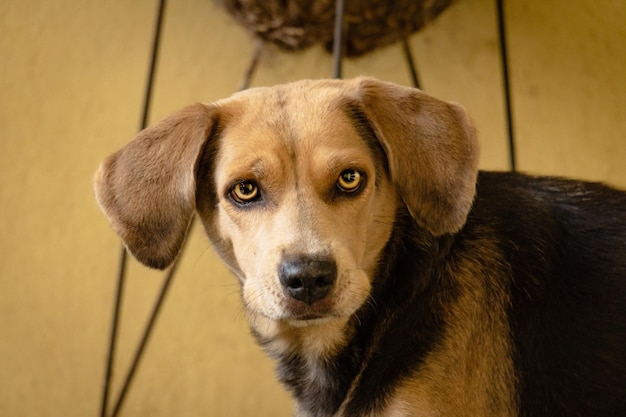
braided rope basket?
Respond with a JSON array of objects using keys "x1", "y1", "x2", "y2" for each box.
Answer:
[{"x1": 219, "y1": 0, "x2": 455, "y2": 57}]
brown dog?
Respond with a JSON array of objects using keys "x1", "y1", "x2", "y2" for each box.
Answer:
[{"x1": 95, "y1": 78, "x2": 626, "y2": 417}]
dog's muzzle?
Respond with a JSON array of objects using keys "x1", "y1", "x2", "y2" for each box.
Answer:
[{"x1": 278, "y1": 255, "x2": 337, "y2": 305}]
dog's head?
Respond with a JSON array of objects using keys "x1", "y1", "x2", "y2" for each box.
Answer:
[{"x1": 95, "y1": 77, "x2": 479, "y2": 327}]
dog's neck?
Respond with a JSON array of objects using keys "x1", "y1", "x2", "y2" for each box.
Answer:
[{"x1": 250, "y1": 212, "x2": 452, "y2": 417}]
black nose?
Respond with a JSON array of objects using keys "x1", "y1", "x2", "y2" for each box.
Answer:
[{"x1": 278, "y1": 256, "x2": 337, "y2": 305}]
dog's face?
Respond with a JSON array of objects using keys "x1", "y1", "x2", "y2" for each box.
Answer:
[
  {"x1": 94, "y1": 77, "x2": 479, "y2": 331},
  {"x1": 205, "y1": 88, "x2": 398, "y2": 325}
]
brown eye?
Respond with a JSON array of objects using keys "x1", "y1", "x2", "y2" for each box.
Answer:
[
  {"x1": 231, "y1": 181, "x2": 260, "y2": 204},
  {"x1": 337, "y1": 169, "x2": 363, "y2": 192}
]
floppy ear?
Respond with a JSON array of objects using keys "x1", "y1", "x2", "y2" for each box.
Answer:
[
  {"x1": 94, "y1": 103, "x2": 217, "y2": 269},
  {"x1": 354, "y1": 77, "x2": 480, "y2": 236}
]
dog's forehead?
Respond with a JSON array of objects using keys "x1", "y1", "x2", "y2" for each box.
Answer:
[
  {"x1": 216, "y1": 81, "x2": 365, "y2": 156},
  {"x1": 228, "y1": 78, "x2": 351, "y2": 105},
  {"x1": 223, "y1": 80, "x2": 349, "y2": 125}
]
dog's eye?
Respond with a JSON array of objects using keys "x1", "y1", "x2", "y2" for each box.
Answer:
[
  {"x1": 337, "y1": 169, "x2": 363, "y2": 193},
  {"x1": 230, "y1": 181, "x2": 260, "y2": 204}
]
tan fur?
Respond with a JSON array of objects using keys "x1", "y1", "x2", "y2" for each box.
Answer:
[
  {"x1": 384, "y1": 243, "x2": 517, "y2": 417},
  {"x1": 94, "y1": 77, "x2": 483, "y2": 416}
]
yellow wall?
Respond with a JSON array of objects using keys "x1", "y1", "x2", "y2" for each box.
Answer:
[{"x1": 1, "y1": 0, "x2": 625, "y2": 416}]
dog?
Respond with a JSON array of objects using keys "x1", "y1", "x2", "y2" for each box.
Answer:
[{"x1": 94, "y1": 77, "x2": 626, "y2": 417}]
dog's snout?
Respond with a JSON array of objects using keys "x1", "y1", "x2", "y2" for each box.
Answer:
[{"x1": 279, "y1": 256, "x2": 337, "y2": 305}]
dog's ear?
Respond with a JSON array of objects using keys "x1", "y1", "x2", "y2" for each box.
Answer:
[
  {"x1": 94, "y1": 103, "x2": 217, "y2": 269},
  {"x1": 353, "y1": 77, "x2": 480, "y2": 236}
]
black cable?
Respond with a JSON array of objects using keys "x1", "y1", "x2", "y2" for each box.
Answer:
[
  {"x1": 402, "y1": 38, "x2": 421, "y2": 89},
  {"x1": 99, "y1": 0, "x2": 167, "y2": 416},
  {"x1": 332, "y1": 0, "x2": 346, "y2": 79},
  {"x1": 238, "y1": 40, "x2": 264, "y2": 91},
  {"x1": 109, "y1": 220, "x2": 190, "y2": 417},
  {"x1": 496, "y1": 0, "x2": 517, "y2": 172},
  {"x1": 99, "y1": 245, "x2": 126, "y2": 417}
]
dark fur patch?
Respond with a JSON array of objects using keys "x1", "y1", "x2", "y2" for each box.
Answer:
[
  {"x1": 343, "y1": 102, "x2": 389, "y2": 185},
  {"x1": 195, "y1": 115, "x2": 223, "y2": 209},
  {"x1": 277, "y1": 346, "x2": 362, "y2": 417},
  {"x1": 472, "y1": 172, "x2": 626, "y2": 416},
  {"x1": 342, "y1": 212, "x2": 452, "y2": 416}
]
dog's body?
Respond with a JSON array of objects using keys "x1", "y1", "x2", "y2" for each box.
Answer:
[{"x1": 95, "y1": 78, "x2": 626, "y2": 416}]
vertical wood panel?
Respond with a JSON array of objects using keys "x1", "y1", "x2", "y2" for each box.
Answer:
[{"x1": 507, "y1": 0, "x2": 626, "y2": 186}]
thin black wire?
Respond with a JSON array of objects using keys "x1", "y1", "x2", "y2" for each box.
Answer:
[
  {"x1": 496, "y1": 0, "x2": 517, "y2": 172},
  {"x1": 100, "y1": 0, "x2": 167, "y2": 416},
  {"x1": 332, "y1": 0, "x2": 346, "y2": 79},
  {"x1": 109, "y1": 220, "x2": 191, "y2": 417},
  {"x1": 402, "y1": 38, "x2": 421, "y2": 89},
  {"x1": 238, "y1": 40, "x2": 264, "y2": 91},
  {"x1": 100, "y1": 245, "x2": 127, "y2": 417}
]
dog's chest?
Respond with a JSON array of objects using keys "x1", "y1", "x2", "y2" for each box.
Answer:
[
  {"x1": 275, "y1": 332, "x2": 415, "y2": 417},
  {"x1": 290, "y1": 360, "x2": 435, "y2": 417}
]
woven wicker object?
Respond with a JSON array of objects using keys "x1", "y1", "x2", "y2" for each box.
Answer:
[{"x1": 219, "y1": 0, "x2": 455, "y2": 57}]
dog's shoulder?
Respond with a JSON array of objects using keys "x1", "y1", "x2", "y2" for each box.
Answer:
[
  {"x1": 480, "y1": 170, "x2": 626, "y2": 219},
  {"x1": 469, "y1": 170, "x2": 626, "y2": 285},
  {"x1": 466, "y1": 171, "x2": 626, "y2": 416},
  {"x1": 474, "y1": 171, "x2": 626, "y2": 220},
  {"x1": 468, "y1": 171, "x2": 626, "y2": 268}
]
